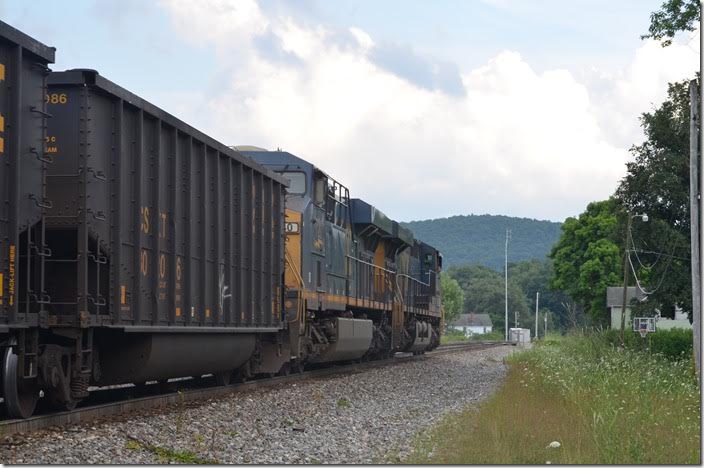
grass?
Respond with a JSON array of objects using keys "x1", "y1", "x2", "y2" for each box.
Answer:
[
  {"x1": 406, "y1": 332, "x2": 700, "y2": 464},
  {"x1": 125, "y1": 437, "x2": 219, "y2": 464},
  {"x1": 441, "y1": 330, "x2": 504, "y2": 344},
  {"x1": 440, "y1": 333, "x2": 469, "y2": 344},
  {"x1": 337, "y1": 397, "x2": 351, "y2": 408},
  {"x1": 469, "y1": 330, "x2": 504, "y2": 341}
]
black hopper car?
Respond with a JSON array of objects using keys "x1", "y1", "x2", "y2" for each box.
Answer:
[{"x1": 0, "y1": 20, "x2": 443, "y2": 418}]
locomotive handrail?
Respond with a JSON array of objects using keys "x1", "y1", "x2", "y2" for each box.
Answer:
[
  {"x1": 284, "y1": 247, "x2": 305, "y2": 325},
  {"x1": 345, "y1": 255, "x2": 395, "y2": 274},
  {"x1": 345, "y1": 255, "x2": 394, "y2": 304},
  {"x1": 396, "y1": 273, "x2": 432, "y2": 288}
]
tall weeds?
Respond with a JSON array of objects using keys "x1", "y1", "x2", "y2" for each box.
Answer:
[{"x1": 408, "y1": 332, "x2": 700, "y2": 464}]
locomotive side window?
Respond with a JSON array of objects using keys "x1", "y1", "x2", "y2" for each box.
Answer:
[{"x1": 278, "y1": 171, "x2": 306, "y2": 195}]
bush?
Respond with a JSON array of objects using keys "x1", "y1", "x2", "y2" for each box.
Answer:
[
  {"x1": 599, "y1": 328, "x2": 692, "y2": 360},
  {"x1": 649, "y1": 328, "x2": 694, "y2": 359},
  {"x1": 470, "y1": 330, "x2": 504, "y2": 341}
]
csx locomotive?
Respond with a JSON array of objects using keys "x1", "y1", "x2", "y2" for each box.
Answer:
[{"x1": 0, "y1": 20, "x2": 442, "y2": 419}]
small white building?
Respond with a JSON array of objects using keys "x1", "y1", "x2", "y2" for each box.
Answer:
[
  {"x1": 607, "y1": 287, "x2": 646, "y2": 330},
  {"x1": 449, "y1": 313, "x2": 493, "y2": 337},
  {"x1": 509, "y1": 327, "x2": 531, "y2": 345},
  {"x1": 607, "y1": 286, "x2": 692, "y2": 330}
]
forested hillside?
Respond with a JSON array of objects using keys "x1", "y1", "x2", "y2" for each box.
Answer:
[{"x1": 402, "y1": 214, "x2": 562, "y2": 270}]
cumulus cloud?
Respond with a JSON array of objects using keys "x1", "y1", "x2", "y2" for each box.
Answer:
[
  {"x1": 158, "y1": 0, "x2": 698, "y2": 222},
  {"x1": 369, "y1": 42, "x2": 465, "y2": 96}
]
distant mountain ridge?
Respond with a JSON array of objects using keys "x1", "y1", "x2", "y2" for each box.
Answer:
[{"x1": 401, "y1": 214, "x2": 562, "y2": 271}]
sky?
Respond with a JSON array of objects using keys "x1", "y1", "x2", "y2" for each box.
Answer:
[{"x1": 1, "y1": 0, "x2": 699, "y2": 222}]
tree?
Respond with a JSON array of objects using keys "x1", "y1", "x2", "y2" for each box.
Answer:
[
  {"x1": 549, "y1": 199, "x2": 624, "y2": 324},
  {"x1": 508, "y1": 259, "x2": 569, "y2": 330},
  {"x1": 615, "y1": 78, "x2": 698, "y2": 318},
  {"x1": 440, "y1": 272, "x2": 464, "y2": 326},
  {"x1": 448, "y1": 264, "x2": 532, "y2": 336},
  {"x1": 642, "y1": 0, "x2": 700, "y2": 46}
]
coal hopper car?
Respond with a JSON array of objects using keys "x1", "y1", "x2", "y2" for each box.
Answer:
[
  {"x1": 0, "y1": 21, "x2": 56, "y2": 419},
  {"x1": 1, "y1": 67, "x2": 289, "y2": 418}
]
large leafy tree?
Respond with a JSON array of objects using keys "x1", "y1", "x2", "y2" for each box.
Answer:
[
  {"x1": 642, "y1": 0, "x2": 700, "y2": 46},
  {"x1": 549, "y1": 199, "x2": 624, "y2": 324},
  {"x1": 615, "y1": 78, "x2": 698, "y2": 318},
  {"x1": 614, "y1": 1, "x2": 700, "y2": 319},
  {"x1": 548, "y1": 1, "x2": 700, "y2": 325}
]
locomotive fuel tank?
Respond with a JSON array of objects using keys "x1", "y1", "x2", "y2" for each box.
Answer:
[{"x1": 308, "y1": 318, "x2": 373, "y2": 363}]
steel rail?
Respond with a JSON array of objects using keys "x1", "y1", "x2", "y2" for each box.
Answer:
[{"x1": 0, "y1": 341, "x2": 509, "y2": 437}]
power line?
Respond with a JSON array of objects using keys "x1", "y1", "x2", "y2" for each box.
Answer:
[
  {"x1": 628, "y1": 248, "x2": 690, "y2": 262},
  {"x1": 627, "y1": 241, "x2": 677, "y2": 296},
  {"x1": 628, "y1": 229, "x2": 663, "y2": 269}
]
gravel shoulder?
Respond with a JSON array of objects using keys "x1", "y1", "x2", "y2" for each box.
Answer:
[{"x1": 0, "y1": 346, "x2": 517, "y2": 464}]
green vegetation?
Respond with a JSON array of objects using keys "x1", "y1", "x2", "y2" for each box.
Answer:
[
  {"x1": 407, "y1": 332, "x2": 699, "y2": 464},
  {"x1": 440, "y1": 331, "x2": 469, "y2": 344},
  {"x1": 548, "y1": 74, "x2": 699, "y2": 324},
  {"x1": 440, "y1": 273, "x2": 464, "y2": 325},
  {"x1": 467, "y1": 330, "x2": 504, "y2": 342},
  {"x1": 124, "y1": 438, "x2": 219, "y2": 464},
  {"x1": 601, "y1": 328, "x2": 693, "y2": 360},
  {"x1": 402, "y1": 214, "x2": 562, "y2": 270},
  {"x1": 642, "y1": 0, "x2": 699, "y2": 46},
  {"x1": 440, "y1": 328, "x2": 503, "y2": 344},
  {"x1": 447, "y1": 261, "x2": 565, "y2": 336},
  {"x1": 337, "y1": 397, "x2": 351, "y2": 408},
  {"x1": 549, "y1": 199, "x2": 623, "y2": 324},
  {"x1": 615, "y1": 76, "x2": 697, "y2": 318}
]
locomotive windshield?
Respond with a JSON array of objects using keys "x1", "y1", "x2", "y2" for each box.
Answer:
[{"x1": 279, "y1": 171, "x2": 306, "y2": 195}]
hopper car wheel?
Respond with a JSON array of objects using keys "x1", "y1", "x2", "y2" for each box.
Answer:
[{"x1": 2, "y1": 347, "x2": 40, "y2": 419}]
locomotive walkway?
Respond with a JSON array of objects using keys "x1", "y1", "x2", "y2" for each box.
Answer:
[{"x1": 1, "y1": 343, "x2": 514, "y2": 464}]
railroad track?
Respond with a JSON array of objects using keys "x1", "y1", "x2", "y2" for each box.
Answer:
[{"x1": 0, "y1": 341, "x2": 508, "y2": 437}]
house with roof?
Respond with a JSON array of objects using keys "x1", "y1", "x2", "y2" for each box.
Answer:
[
  {"x1": 607, "y1": 286, "x2": 691, "y2": 330},
  {"x1": 607, "y1": 286, "x2": 646, "y2": 330},
  {"x1": 449, "y1": 313, "x2": 493, "y2": 336}
]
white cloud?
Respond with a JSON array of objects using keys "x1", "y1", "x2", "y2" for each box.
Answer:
[
  {"x1": 584, "y1": 28, "x2": 700, "y2": 149},
  {"x1": 158, "y1": 0, "x2": 698, "y2": 222}
]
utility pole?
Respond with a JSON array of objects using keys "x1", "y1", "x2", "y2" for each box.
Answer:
[
  {"x1": 689, "y1": 79, "x2": 701, "y2": 384},
  {"x1": 504, "y1": 229, "x2": 511, "y2": 341},
  {"x1": 620, "y1": 213, "x2": 648, "y2": 345},
  {"x1": 620, "y1": 214, "x2": 633, "y2": 346},
  {"x1": 535, "y1": 291, "x2": 540, "y2": 340},
  {"x1": 544, "y1": 312, "x2": 547, "y2": 338}
]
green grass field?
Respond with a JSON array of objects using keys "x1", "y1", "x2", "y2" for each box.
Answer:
[
  {"x1": 441, "y1": 330, "x2": 504, "y2": 345},
  {"x1": 407, "y1": 331, "x2": 700, "y2": 464}
]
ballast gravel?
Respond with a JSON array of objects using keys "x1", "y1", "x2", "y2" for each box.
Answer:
[{"x1": 0, "y1": 346, "x2": 517, "y2": 464}]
